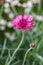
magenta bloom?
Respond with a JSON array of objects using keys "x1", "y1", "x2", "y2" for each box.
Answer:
[{"x1": 12, "y1": 14, "x2": 34, "y2": 31}]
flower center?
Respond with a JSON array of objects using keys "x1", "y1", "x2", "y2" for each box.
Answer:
[{"x1": 18, "y1": 19, "x2": 27, "y2": 28}]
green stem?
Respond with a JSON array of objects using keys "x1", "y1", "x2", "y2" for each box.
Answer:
[
  {"x1": 11, "y1": 6, "x2": 18, "y2": 16},
  {"x1": 22, "y1": 47, "x2": 32, "y2": 65},
  {"x1": 7, "y1": 31, "x2": 24, "y2": 65},
  {"x1": 0, "y1": 5, "x2": 3, "y2": 19},
  {"x1": 0, "y1": 38, "x2": 7, "y2": 58}
]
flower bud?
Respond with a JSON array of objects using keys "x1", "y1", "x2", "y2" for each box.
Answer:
[{"x1": 30, "y1": 43, "x2": 35, "y2": 48}]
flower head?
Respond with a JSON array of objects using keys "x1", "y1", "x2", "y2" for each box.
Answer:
[{"x1": 12, "y1": 14, "x2": 34, "y2": 31}]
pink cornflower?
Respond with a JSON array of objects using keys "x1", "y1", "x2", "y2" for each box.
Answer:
[{"x1": 12, "y1": 14, "x2": 34, "y2": 31}]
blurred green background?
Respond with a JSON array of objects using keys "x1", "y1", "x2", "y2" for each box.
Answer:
[{"x1": 0, "y1": 0, "x2": 43, "y2": 65}]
